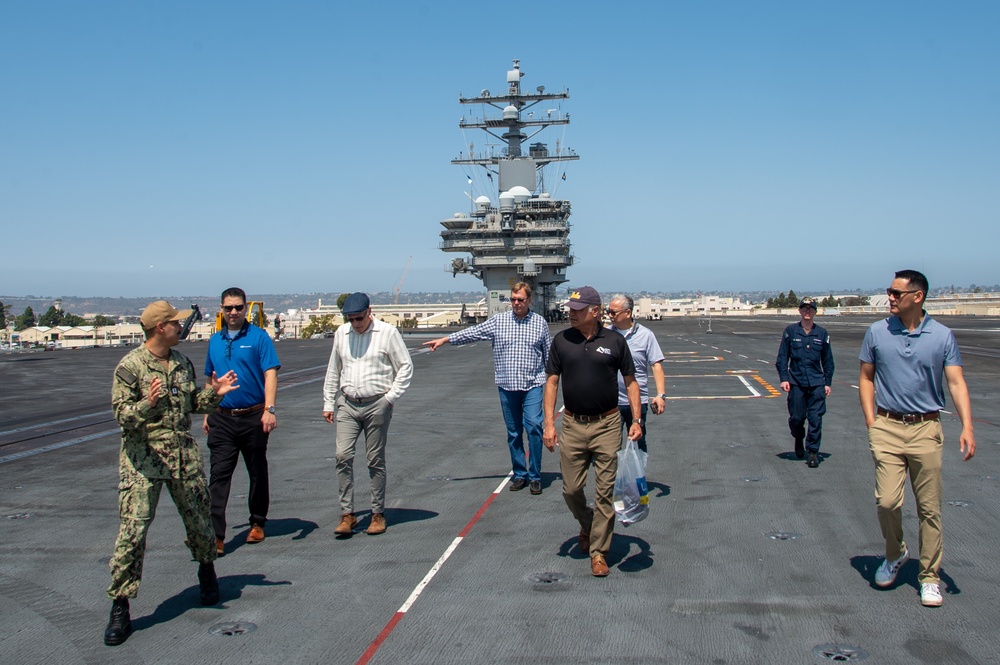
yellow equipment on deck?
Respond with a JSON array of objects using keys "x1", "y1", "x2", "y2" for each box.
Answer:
[{"x1": 215, "y1": 301, "x2": 267, "y2": 331}]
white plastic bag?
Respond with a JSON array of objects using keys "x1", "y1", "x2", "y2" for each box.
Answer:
[{"x1": 613, "y1": 437, "x2": 649, "y2": 524}]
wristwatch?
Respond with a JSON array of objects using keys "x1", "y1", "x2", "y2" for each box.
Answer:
[
  {"x1": 655, "y1": 393, "x2": 666, "y2": 399},
  {"x1": 266, "y1": 405, "x2": 276, "y2": 414}
]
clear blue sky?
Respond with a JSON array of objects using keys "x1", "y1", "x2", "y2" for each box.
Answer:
[{"x1": 2, "y1": 1, "x2": 997, "y2": 298}]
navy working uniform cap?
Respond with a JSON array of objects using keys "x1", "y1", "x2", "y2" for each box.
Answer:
[
  {"x1": 342, "y1": 292, "x2": 371, "y2": 315},
  {"x1": 140, "y1": 300, "x2": 193, "y2": 329},
  {"x1": 799, "y1": 297, "x2": 817, "y2": 309},
  {"x1": 565, "y1": 286, "x2": 601, "y2": 310}
]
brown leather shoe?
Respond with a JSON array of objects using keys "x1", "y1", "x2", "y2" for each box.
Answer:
[
  {"x1": 246, "y1": 525, "x2": 265, "y2": 544},
  {"x1": 215, "y1": 538, "x2": 225, "y2": 556},
  {"x1": 579, "y1": 529, "x2": 590, "y2": 555},
  {"x1": 367, "y1": 513, "x2": 387, "y2": 535},
  {"x1": 591, "y1": 553, "x2": 610, "y2": 577},
  {"x1": 334, "y1": 513, "x2": 357, "y2": 535}
]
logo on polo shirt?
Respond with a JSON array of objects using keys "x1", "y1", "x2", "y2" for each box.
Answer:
[{"x1": 596, "y1": 346, "x2": 611, "y2": 355}]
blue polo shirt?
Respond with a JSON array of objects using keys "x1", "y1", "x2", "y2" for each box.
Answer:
[
  {"x1": 205, "y1": 323, "x2": 281, "y2": 409},
  {"x1": 859, "y1": 313, "x2": 961, "y2": 414}
]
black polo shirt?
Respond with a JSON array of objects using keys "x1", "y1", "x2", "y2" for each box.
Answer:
[{"x1": 547, "y1": 325, "x2": 636, "y2": 416}]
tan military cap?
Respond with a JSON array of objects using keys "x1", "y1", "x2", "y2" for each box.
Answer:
[{"x1": 140, "y1": 300, "x2": 193, "y2": 329}]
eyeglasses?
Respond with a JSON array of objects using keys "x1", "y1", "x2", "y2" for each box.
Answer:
[
  {"x1": 509, "y1": 297, "x2": 527, "y2": 303},
  {"x1": 347, "y1": 314, "x2": 367, "y2": 323},
  {"x1": 606, "y1": 309, "x2": 625, "y2": 316},
  {"x1": 886, "y1": 288, "x2": 919, "y2": 299},
  {"x1": 222, "y1": 304, "x2": 245, "y2": 312}
]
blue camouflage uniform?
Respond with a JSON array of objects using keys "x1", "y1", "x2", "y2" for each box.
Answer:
[{"x1": 775, "y1": 321, "x2": 835, "y2": 454}]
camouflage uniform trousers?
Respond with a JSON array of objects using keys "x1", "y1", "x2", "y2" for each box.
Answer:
[{"x1": 107, "y1": 472, "x2": 217, "y2": 599}]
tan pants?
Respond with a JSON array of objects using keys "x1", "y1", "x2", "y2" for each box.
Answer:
[
  {"x1": 868, "y1": 415, "x2": 944, "y2": 585},
  {"x1": 559, "y1": 413, "x2": 622, "y2": 558}
]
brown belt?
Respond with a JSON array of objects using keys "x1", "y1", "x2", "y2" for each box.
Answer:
[
  {"x1": 877, "y1": 408, "x2": 940, "y2": 423},
  {"x1": 217, "y1": 403, "x2": 265, "y2": 416},
  {"x1": 563, "y1": 407, "x2": 619, "y2": 423}
]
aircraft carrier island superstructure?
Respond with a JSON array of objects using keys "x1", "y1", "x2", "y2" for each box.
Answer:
[{"x1": 438, "y1": 60, "x2": 579, "y2": 320}]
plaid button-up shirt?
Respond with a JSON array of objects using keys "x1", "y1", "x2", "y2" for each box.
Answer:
[{"x1": 449, "y1": 310, "x2": 551, "y2": 391}]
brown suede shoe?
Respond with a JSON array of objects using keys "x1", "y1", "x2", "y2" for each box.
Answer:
[
  {"x1": 367, "y1": 513, "x2": 387, "y2": 535},
  {"x1": 579, "y1": 529, "x2": 590, "y2": 555},
  {"x1": 334, "y1": 513, "x2": 357, "y2": 535},
  {"x1": 215, "y1": 538, "x2": 225, "y2": 556},
  {"x1": 591, "y1": 553, "x2": 610, "y2": 577},
  {"x1": 246, "y1": 525, "x2": 265, "y2": 544}
]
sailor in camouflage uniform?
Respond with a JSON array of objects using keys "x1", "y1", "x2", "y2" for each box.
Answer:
[{"x1": 104, "y1": 300, "x2": 239, "y2": 647}]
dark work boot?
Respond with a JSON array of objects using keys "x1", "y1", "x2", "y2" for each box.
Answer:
[
  {"x1": 794, "y1": 438, "x2": 805, "y2": 459},
  {"x1": 198, "y1": 562, "x2": 220, "y2": 606},
  {"x1": 103, "y1": 597, "x2": 133, "y2": 646},
  {"x1": 807, "y1": 452, "x2": 819, "y2": 468}
]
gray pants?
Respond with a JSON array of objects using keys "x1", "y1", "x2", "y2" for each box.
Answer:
[{"x1": 335, "y1": 395, "x2": 393, "y2": 515}]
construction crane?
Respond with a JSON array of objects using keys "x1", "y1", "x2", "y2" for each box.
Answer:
[{"x1": 393, "y1": 256, "x2": 412, "y2": 305}]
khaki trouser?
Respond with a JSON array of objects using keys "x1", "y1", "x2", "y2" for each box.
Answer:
[
  {"x1": 108, "y1": 473, "x2": 216, "y2": 599},
  {"x1": 335, "y1": 395, "x2": 393, "y2": 515},
  {"x1": 559, "y1": 412, "x2": 622, "y2": 558},
  {"x1": 868, "y1": 415, "x2": 944, "y2": 585}
]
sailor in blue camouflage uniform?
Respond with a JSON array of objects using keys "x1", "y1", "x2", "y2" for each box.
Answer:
[
  {"x1": 103, "y1": 300, "x2": 239, "y2": 647},
  {"x1": 775, "y1": 297, "x2": 835, "y2": 468}
]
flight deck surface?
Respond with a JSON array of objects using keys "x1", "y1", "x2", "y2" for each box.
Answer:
[{"x1": 1, "y1": 315, "x2": 998, "y2": 664}]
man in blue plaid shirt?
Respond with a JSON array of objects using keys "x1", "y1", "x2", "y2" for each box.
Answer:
[{"x1": 424, "y1": 282, "x2": 552, "y2": 494}]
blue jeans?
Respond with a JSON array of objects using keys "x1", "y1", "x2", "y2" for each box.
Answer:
[
  {"x1": 498, "y1": 386, "x2": 544, "y2": 482},
  {"x1": 619, "y1": 403, "x2": 649, "y2": 452}
]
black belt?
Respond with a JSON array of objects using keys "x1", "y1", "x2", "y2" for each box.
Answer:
[
  {"x1": 563, "y1": 407, "x2": 618, "y2": 423},
  {"x1": 217, "y1": 403, "x2": 265, "y2": 416},
  {"x1": 877, "y1": 408, "x2": 940, "y2": 423},
  {"x1": 345, "y1": 394, "x2": 385, "y2": 405}
]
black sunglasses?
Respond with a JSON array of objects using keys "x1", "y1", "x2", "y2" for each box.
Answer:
[
  {"x1": 222, "y1": 304, "x2": 245, "y2": 312},
  {"x1": 886, "y1": 288, "x2": 918, "y2": 299}
]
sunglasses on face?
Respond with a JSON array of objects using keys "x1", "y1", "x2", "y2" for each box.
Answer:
[
  {"x1": 509, "y1": 297, "x2": 527, "y2": 303},
  {"x1": 348, "y1": 314, "x2": 367, "y2": 323},
  {"x1": 606, "y1": 309, "x2": 624, "y2": 316},
  {"x1": 886, "y1": 288, "x2": 918, "y2": 299},
  {"x1": 222, "y1": 304, "x2": 245, "y2": 312}
]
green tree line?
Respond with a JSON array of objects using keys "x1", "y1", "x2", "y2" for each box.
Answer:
[
  {"x1": 5, "y1": 305, "x2": 120, "y2": 331},
  {"x1": 765, "y1": 291, "x2": 870, "y2": 308}
]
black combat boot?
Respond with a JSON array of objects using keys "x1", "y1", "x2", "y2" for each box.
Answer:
[
  {"x1": 199, "y1": 562, "x2": 220, "y2": 606},
  {"x1": 104, "y1": 597, "x2": 133, "y2": 646}
]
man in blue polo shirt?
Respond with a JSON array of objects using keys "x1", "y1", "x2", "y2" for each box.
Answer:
[
  {"x1": 859, "y1": 269, "x2": 976, "y2": 608},
  {"x1": 203, "y1": 287, "x2": 281, "y2": 553},
  {"x1": 424, "y1": 282, "x2": 551, "y2": 495},
  {"x1": 776, "y1": 297, "x2": 834, "y2": 468}
]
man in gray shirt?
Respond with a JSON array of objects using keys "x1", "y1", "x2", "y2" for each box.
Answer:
[{"x1": 859, "y1": 269, "x2": 975, "y2": 608}]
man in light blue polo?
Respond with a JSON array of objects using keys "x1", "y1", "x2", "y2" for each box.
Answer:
[
  {"x1": 607, "y1": 294, "x2": 665, "y2": 452},
  {"x1": 859, "y1": 269, "x2": 976, "y2": 608},
  {"x1": 424, "y1": 282, "x2": 551, "y2": 495}
]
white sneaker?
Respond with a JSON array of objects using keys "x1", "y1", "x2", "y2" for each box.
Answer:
[
  {"x1": 874, "y1": 547, "x2": 909, "y2": 587},
  {"x1": 921, "y1": 583, "x2": 943, "y2": 607}
]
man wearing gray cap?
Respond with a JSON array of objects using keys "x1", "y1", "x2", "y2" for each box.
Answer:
[
  {"x1": 544, "y1": 286, "x2": 643, "y2": 577},
  {"x1": 323, "y1": 293, "x2": 413, "y2": 536},
  {"x1": 104, "y1": 301, "x2": 239, "y2": 646}
]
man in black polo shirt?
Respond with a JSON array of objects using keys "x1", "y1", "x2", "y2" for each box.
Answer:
[{"x1": 544, "y1": 286, "x2": 643, "y2": 577}]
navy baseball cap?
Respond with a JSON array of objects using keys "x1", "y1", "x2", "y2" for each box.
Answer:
[
  {"x1": 799, "y1": 297, "x2": 817, "y2": 309},
  {"x1": 342, "y1": 292, "x2": 371, "y2": 315},
  {"x1": 565, "y1": 286, "x2": 601, "y2": 310}
]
